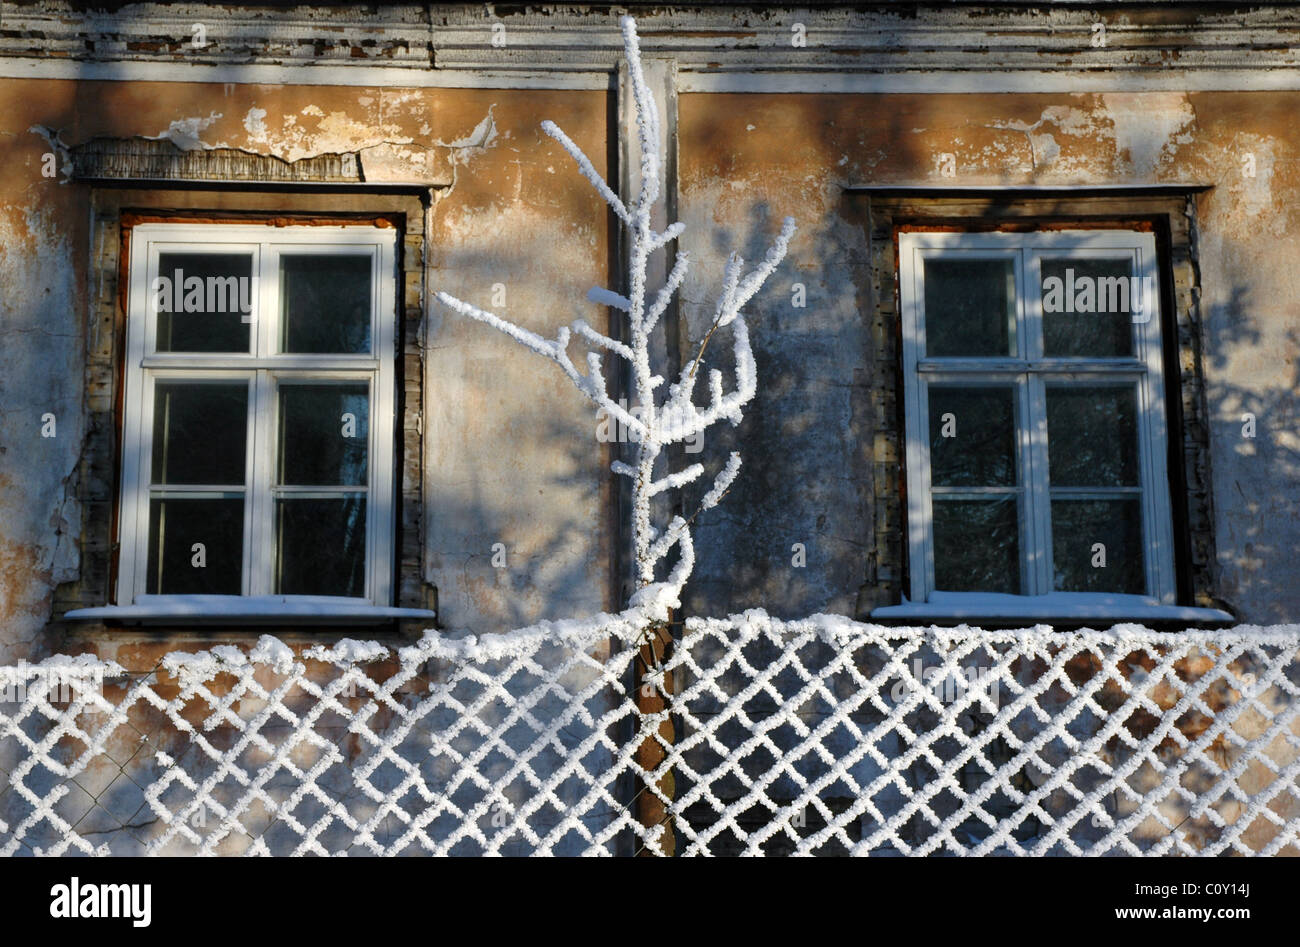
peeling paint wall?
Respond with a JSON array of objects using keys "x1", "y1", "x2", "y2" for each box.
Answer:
[
  {"x1": 677, "y1": 90, "x2": 1300, "y2": 622},
  {"x1": 421, "y1": 90, "x2": 615, "y2": 634},
  {"x1": 0, "y1": 76, "x2": 614, "y2": 658},
  {"x1": 0, "y1": 196, "x2": 83, "y2": 663}
]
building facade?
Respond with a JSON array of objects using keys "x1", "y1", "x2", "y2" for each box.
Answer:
[{"x1": 1, "y1": 2, "x2": 1298, "y2": 671}]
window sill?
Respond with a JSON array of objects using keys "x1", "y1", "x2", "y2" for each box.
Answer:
[
  {"x1": 63, "y1": 596, "x2": 437, "y2": 626},
  {"x1": 871, "y1": 592, "x2": 1233, "y2": 625}
]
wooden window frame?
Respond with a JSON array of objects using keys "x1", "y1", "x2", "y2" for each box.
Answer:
[
  {"x1": 851, "y1": 191, "x2": 1232, "y2": 625},
  {"x1": 897, "y1": 229, "x2": 1177, "y2": 611},
  {"x1": 53, "y1": 188, "x2": 435, "y2": 634},
  {"x1": 116, "y1": 223, "x2": 398, "y2": 609}
]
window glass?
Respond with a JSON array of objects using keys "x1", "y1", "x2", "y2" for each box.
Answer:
[
  {"x1": 155, "y1": 252, "x2": 254, "y2": 353},
  {"x1": 1051, "y1": 499, "x2": 1144, "y2": 594},
  {"x1": 933, "y1": 497, "x2": 1021, "y2": 593},
  {"x1": 923, "y1": 257, "x2": 1016, "y2": 357},
  {"x1": 146, "y1": 497, "x2": 244, "y2": 594},
  {"x1": 277, "y1": 384, "x2": 369, "y2": 486},
  {"x1": 280, "y1": 254, "x2": 372, "y2": 353},
  {"x1": 151, "y1": 382, "x2": 248, "y2": 485},
  {"x1": 928, "y1": 386, "x2": 1018, "y2": 487},
  {"x1": 1046, "y1": 385, "x2": 1139, "y2": 487},
  {"x1": 1040, "y1": 257, "x2": 1135, "y2": 358},
  {"x1": 275, "y1": 497, "x2": 367, "y2": 597}
]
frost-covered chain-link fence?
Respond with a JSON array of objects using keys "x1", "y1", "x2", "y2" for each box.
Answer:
[
  {"x1": 659, "y1": 614, "x2": 1300, "y2": 856},
  {"x1": 1, "y1": 613, "x2": 1297, "y2": 856},
  {"x1": 0, "y1": 620, "x2": 649, "y2": 856}
]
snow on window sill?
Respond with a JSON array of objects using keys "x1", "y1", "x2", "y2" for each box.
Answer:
[
  {"x1": 64, "y1": 595, "x2": 437, "y2": 626},
  {"x1": 871, "y1": 592, "x2": 1233, "y2": 624}
]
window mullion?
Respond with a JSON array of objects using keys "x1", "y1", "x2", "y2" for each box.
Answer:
[
  {"x1": 1023, "y1": 375, "x2": 1053, "y2": 596},
  {"x1": 248, "y1": 247, "x2": 277, "y2": 598},
  {"x1": 1022, "y1": 250, "x2": 1044, "y2": 362},
  {"x1": 1019, "y1": 249, "x2": 1052, "y2": 596},
  {"x1": 256, "y1": 242, "x2": 274, "y2": 359},
  {"x1": 245, "y1": 370, "x2": 272, "y2": 596}
]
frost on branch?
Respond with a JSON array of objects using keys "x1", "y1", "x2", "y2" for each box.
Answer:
[{"x1": 435, "y1": 15, "x2": 795, "y2": 616}]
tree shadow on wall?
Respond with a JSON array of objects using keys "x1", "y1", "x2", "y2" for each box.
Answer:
[{"x1": 1199, "y1": 277, "x2": 1300, "y2": 624}]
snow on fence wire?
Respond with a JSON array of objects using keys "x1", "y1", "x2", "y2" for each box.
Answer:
[
  {"x1": 0, "y1": 613, "x2": 1297, "y2": 856},
  {"x1": 658, "y1": 614, "x2": 1300, "y2": 856}
]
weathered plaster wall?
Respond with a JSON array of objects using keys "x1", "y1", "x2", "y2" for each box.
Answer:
[
  {"x1": 677, "y1": 90, "x2": 1300, "y2": 623},
  {"x1": 0, "y1": 78, "x2": 614, "y2": 658},
  {"x1": 2, "y1": 72, "x2": 1299, "y2": 657},
  {"x1": 419, "y1": 90, "x2": 616, "y2": 634},
  {"x1": 0, "y1": 85, "x2": 84, "y2": 663}
]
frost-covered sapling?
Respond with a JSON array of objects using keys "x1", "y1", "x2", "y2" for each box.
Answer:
[{"x1": 436, "y1": 15, "x2": 794, "y2": 618}]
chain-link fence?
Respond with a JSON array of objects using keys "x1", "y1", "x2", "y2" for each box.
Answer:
[{"x1": 1, "y1": 613, "x2": 1296, "y2": 856}]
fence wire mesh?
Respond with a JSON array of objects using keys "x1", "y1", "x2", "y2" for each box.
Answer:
[{"x1": 1, "y1": 613, "x2": 1297, "y2": 856}]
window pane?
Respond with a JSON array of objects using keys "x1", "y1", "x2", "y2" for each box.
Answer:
[
  {"x1": 146, "y1": 497, "x2": 243, "y2": 594},
  {"x1": 928, "y1": 386, "x2": 1017, "y2": 487},
  {"x1": 275, "y1": 496, "x2": 367, "y2": 597},
  {"x1": 932, "y1": 497, "x2": 1020, "y2": 593},
  {"x1": 278, "y1": 384, "x2": 369, "y2": 486},
  {"x1": 1046, "y1": 385, "x2": 1139, "y2": 487},
  {"x1": 1051, "y1": 499, "x2": 1144, "y2": 594},
  {"x1": 280, "y1": 254, "x2": 372, "y2": 353},
  {"x1": 923, "y1": 257, "x2": 1016, "y2": 357},
  {"x1": 152, "y1": 382, "x2": 248, "y2": 485},
  {"x1": 155, "y1": 253, "x2": 254, "y2": 353},
  {"x1": 1040, "y1": 258, "x2": 1138, "y2": 358}
]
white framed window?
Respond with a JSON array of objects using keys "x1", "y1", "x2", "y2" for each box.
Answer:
[
  {"x1": 892, "y1": 229, "x2": 1187, "y2": 619},
  {"x1": 114, "y1": 223, "x2": 399, "y2": 613}
]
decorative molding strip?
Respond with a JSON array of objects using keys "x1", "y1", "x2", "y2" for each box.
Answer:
[
  {"x1": 2, "y1": 3, "x2": 1300, "y2": 90},
  {"x1": 0, "y1": 2, "x2": 433, "y2": 67},
  {"x1": 10, "y1": 58, "x2": 1300, "y2": 93},
  {"x1": 0, "y1": 58, "x2": 612, "y2": 89},
  {"x1": 426, "y1": 9, "x2": 1300, "y2": 74}
]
